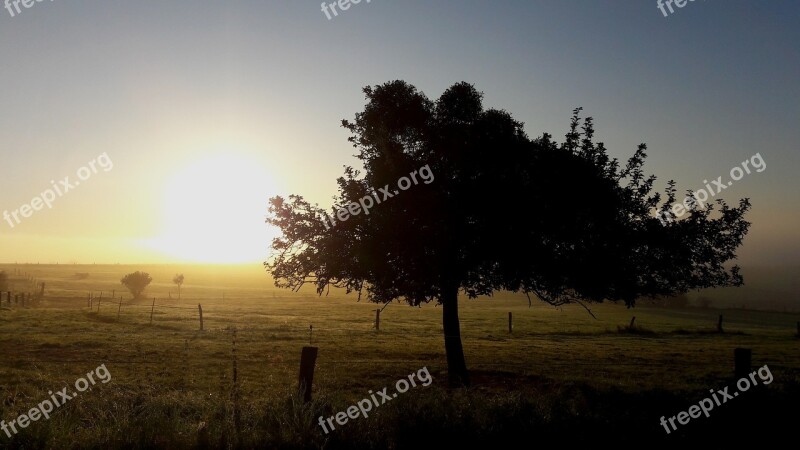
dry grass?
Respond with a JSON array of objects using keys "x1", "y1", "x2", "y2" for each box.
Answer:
[{"x1": 1, "y1": 264, "x2": 798, "y2": 448}]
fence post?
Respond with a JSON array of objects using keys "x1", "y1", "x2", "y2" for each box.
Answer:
[
  {"x1": 309, "y1": 325, "x2": 313, "y2": 344},
  {"x1": 718, "y1": 315, "x2": 724, "y2": 333},
  {"x1": 375, "y1": 309, "x2": 381, "y2": 331},
  {"x1": 734, "y1": 348, "x2": 751, "y2": 379},
  {"x1": 97, "y1": 296, "x2": 101, "y2": 313},
  {"x1": 298, "y1": 346, "x2": 319, "y2": 403},
  {"x1": 198, "y1": 304, "x2": 204, "y2": 331},
  {"x1": 508, "y1": 312, "x2": 513, "y2": 334},
  {"x1": 150, "y1": 298, "x2": 156, "y2": 325},
  {"x1": 117, "y1": 299, "x2": 122, "y2": 320},
  {"x1": 630, "y1": 316, "x2": 636, "y2": 329},
  {"x1": 231, "y1": 328, "x2": 241, "y2": 435}
]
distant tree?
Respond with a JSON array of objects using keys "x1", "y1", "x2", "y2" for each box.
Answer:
[
  {"x1": 266, "y1": 81, "x2": 751, "y2": 387},
  {"x1": 0, "y1": 271, "x2": 7, "y2": 291},
  {"x1": 120, "y1": 271, "x2": 152, "y2": 299},
  {"x1": 173, "y1": 274, "x2": 185, "y2": 299}
]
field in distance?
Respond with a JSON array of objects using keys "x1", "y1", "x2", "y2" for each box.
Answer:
[{"x1": 1, "y1": 263, "x2": 798, "y2": 448}]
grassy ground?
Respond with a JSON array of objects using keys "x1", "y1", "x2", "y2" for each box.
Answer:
[{"x1": 0, "y1": 264, "x2": 798, "y2": 448}]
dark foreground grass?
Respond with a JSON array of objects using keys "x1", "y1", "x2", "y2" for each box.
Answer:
[{"x1": 2, "y1": 372, "x2": 797, "y2": 449}]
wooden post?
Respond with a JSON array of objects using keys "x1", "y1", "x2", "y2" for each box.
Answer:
[
  {"x1": 718, "y1": 315, "x2": 724, "y2": 333},
  {"x1": 231, "y1": 328, "x2": 240, "y2": 434},
  {"x1": 629, "y1": 316, "x2": 636, "y2": 329},
  {"x1": 198, "y1": 304, "x2": 204, "y2": 331},
  {"x1": 309, "y1": 325, "x2": 313, "y2": 344},
  {"x1": 508, "y1": 312, "x2": 513, "y2": 334},
  {"x1": 150, "y1": 298, "x2": 156, "y2": 325},
  {"x1": 97, "y1": 296, "x2": 101, "y2": 313},
  {"x1": 734, "y1": 348, "x2": 751, "y2": 379},
  {"x1": 298, "y1": 346, "x2": 319, "y2": 403},
  {"x1": 375, "y1": 309, "x2": 381, "y2": 330},
  {"x1": 117, "y1": 299, "x2": 122, "y2": 320}
]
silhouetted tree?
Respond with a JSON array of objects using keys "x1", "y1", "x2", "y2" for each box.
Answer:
[
  {"x1": 173, "y1": 274, "x2": 184, "y2": 299},
  {"x1": 265, "y1": 81, "x2": 751, "y2": 387},
  {"x1": 120, "y1": 271, "x2": 152, "y2": 299}
]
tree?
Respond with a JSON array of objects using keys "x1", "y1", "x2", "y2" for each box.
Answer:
[
  {"x1": 173, "y1": 274, "x2": 184, "y2": 299},
  {"x1": 0, "y1": 271, "x2": 7, "y2": 292},
  {"x1": 120, "y1": 271, "x2": 152, "y2": 299},
  {"x1": 265, "y1": 81, "x2": 751, "y2": 387}
]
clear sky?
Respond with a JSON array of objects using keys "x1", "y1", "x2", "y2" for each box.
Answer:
[{"x1": 0, "y1": 0, "x2": 798, "y2": 268}]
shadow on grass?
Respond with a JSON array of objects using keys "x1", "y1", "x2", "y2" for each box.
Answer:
[{"x1": 3, "y1": 373, "x2": 796, "y2": 449}]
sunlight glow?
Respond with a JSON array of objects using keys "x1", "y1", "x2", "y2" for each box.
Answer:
[{"x1": 145, "y1": 152, "x2": 277, "y2": 263}]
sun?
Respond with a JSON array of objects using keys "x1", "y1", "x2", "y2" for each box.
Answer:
[{"x1": 146, "y1": 152, "x2": 278, "y2": 263}]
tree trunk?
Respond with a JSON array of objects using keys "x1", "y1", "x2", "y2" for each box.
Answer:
[{"x1": 442, "y1": 284, "x2": 470, "y2": 387}]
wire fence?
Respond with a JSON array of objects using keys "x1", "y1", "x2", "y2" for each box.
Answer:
[{"x1": 2, "y1": 288, "x2": 800, "y2": 381}]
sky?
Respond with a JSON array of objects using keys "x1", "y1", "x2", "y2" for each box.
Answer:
[{"x1": 0, "y1": 1, "x2": 798, "y2": 272}]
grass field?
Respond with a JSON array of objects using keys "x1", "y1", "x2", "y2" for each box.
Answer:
[{"x1": 1, "y1": 264, "x2": 798, "y2": 448}]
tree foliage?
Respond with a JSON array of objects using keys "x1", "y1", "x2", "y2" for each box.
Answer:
[
  {"x1": 120, "y1": 271, "x2": 153, "y2": 299},
  {"x1": 173, "y1": 274, "x2": 184, "y2": 299},
  {"x1": 265, "y1": 80, "x2": 751, "y2": 385}
]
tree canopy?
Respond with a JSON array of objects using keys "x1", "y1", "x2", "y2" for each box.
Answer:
[
  {"x1": 173, "y1": 274, "x2": 184, "y2": 299},
  {"x1": 120, "y1": 271, "x2": 153, "y2": 299},
  {"x1": 265, "y1": 80, "x2": 751, "y2": 386}
]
